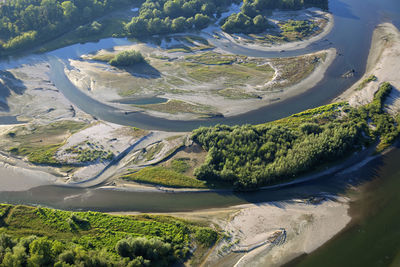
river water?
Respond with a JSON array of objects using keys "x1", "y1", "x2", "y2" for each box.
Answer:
[
  {"x1": 32, "y1": 0, "x2": 390, "y2": 132},
  {"x1": 0, "y1": 0, "x2": 395, "y2": 211},
  {"x1": 0, "y1": 0, "x2": 400, "y2": 265}
]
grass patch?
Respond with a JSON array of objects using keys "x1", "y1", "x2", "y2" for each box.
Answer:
[
  {"x1": 145, "y1": 142, "x2": 164, "y2": 161},
  {"x1": 185, "y1": 52, "x2": 238, "y2": 65},
  {"x1": 65, "y1": 142, "x2": 114, "y2": 163},
  {"x1": 90, "y1": 53, "x2": 115, "y2": 62},
  {"x1": 122, "y1": 167, "x2": 207, "y2": 188},
  {"x1": 170, "y1": 158, "x2": 191, "y2": 173},
  {"x1": 5, "y1": 121, "x2": 87, "y2": 165},
  {"x1": 186, "y1": 64, "x2": 252, "y2": 83},
  {"x1": 136, "y1": 99, "x2": 214, "y2": 115},
  {"x1": 356, "y1": 74, "x2": 378, "y2": 91},
  {"x1": 217, "y1": 88, "x2": 259, "y2": 99},
  {"x1": 268, "y1": 52, "x2": 325, "y2": 89},
  {"x1": 26, "y1": 143, "x2": 64, "y2": 165},
  {"x1": 279, "y1": 20, "x2": 317, "y2": 40}
]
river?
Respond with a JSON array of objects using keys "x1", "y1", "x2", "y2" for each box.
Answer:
[{"x1": 0, "y1": 0, "x2": 400, "y2": 265}]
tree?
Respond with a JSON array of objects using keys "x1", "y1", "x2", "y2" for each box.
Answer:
[
  {"x1": 28, "y1": 238, "x2": 54, "y2": 266},
  {"x1": 163, "y1": 0, "x2": 181, "y2": 18},
  {"x1": 193, "y1": 14, "x2": 210, "y2": 30},
  {"x1": 61, "y1": 1, "x2": 78, "y2": 21},
  {"x1": 172, "y1": 16, "x2": 187, "y2": 32}
]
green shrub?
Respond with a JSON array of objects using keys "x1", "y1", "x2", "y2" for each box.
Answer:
[{"x1": 109, "y1": 50, "x2": 145, "y2": 67}]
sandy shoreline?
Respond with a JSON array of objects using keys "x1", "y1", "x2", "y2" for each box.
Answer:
[
  {"x1": 333, "y1": 23, "x2": 400, "y2": 108},
  {"x1": 218, "y1": 23, "x2": 400, "y2": 267},
  {"x1": 64, "y1": 47, "x2": 336, "y2": 120},
  {"x1": 204, "y1": 8, "x2": 334, "y2": 53}
]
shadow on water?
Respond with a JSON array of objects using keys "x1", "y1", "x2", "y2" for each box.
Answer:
[
  {"x1": 284, "y1": 142, "x2": 400, "y2": 267},
  {"x1": 0, "y1": 146, "x2": 390, "y2": 213},
  {"x1": 330, "y1": 0, "x2": 360, "y2": 20},
  {"x1": 0, "y1": 70, "x2": 27, "y2": 112}
]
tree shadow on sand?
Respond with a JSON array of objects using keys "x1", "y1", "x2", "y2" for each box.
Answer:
[
  {"x1": 0, "y1": 70, "x2": 27, "y2": 112},
  {"x1": 119, "y1": 61, "x2": 161, "y2": 79}
]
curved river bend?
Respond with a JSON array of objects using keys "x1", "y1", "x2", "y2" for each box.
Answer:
[
  {"x1": 0, "y1": 0, "x2": 399, "y2": 260},
  {"x1": 5, "y1": 0, "x2": 388, "y2": 132},
  {"x1": 1, "y1": 0, "x2": 400, "y2": 264},
  {"x1": 0, "y1": 0, "x2": 397, "y2": 211}
]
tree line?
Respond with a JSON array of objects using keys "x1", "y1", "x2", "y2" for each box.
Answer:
[
  {"x1": 0, "y1": 0, "x2": 141, "y2": 54},
  {"x1": 221, "y1": 0, "x2": 328, "y2": 34},
  {"x1": 192, "y1": 82, "x2": 399, "y2": 190},
  {"x1": 125, "y1": 0, "x2": 237, "y2": 36}
]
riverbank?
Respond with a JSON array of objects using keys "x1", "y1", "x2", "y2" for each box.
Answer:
[
  {"x1": 333, "y1": 23, "x2": 400, "y2": 108},
  {"x1": 64, "y1": 46, "x2": 336, "y2": 120},
  {"x1": 224, "y1": 22, "x2": 400, "y2": 267},
  {"x1": 204, "y1": 8, "x2": 334, "y2": 53},
  {"x1": 111, "y1": 195, "x2": 350, "y2": 267}
]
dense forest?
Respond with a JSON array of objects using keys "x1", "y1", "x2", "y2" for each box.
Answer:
[
  {"x1": 192, "y1": 82, "x2": 399, "y2": 189},
  {"x1": 0, "y1": 204, "x2": 218, "y2": 266},
  {"x1": 126, "y1": 0, "x2": 329, "y2": 36},
  {"x1": 0, "y1": 0, "x2": 141, "y2": 54},
  {"x1": 221, "y1": 0, "x2": 329, "y2": 33},
  {"x1": 125, "y1": 0, "x2": 237, "y2": 36}
]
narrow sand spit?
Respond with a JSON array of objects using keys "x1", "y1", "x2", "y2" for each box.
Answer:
[
  {"x1": 140, "y1": 197, "x2": 350, "y2": 267},
  {"x1": 334, "y1": 23, "x2": 400, "y2": 109},
  {"x1": 225, "y1": 199, "x2": 350, "y2": 267}
]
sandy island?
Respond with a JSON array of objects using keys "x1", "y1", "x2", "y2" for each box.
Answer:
[
  {"x1": 64, "y1": 47, "x2": 336, "y2": 120},
  {"x1": 205, "y1": 7, "x2": 334, "y2": 53}
]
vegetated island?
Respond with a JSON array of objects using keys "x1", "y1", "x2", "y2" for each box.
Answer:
[
  {"x1": 122, "y1": 82, "x2": 398, "y2": 190},
  {"x1": 66, "y1": 43, "x2": 336, "y2": 120}
]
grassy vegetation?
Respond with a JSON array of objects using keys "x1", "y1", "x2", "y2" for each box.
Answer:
[
  {"x1": 135, "y1": 99, "x2": 214, "y2": 115},
  {"x1": 356, "y1": 74, "x2": 378, "y2": 91},
  {"x1": 217, "y1": 88, "x2": 259, "y2": 99},
  {"x1": 0, "y1": 204, "x2": 218, "y2": 266},
  {"x1": 65, "y1": 142, "x2": 114, "y2": 163},
  {"x1": 192, "y1": 82, "x2": 399, "y2": 189},
  {"x1": 185, "y1": 52, "x2": 238, "y2": 65},
  {"x1": 78, "y1": 47, "x2": 322, "y2": 113},
  {"x1": 122, "y1": 167, "x2": 207, "y2": 188},
  {"x1": 91, "y1": 53, "x2": 115, "y2": 62},
  {"x1": 166, "y1": 38, "x2": 213, "y2": 53},
  {"x1": 145, "y1": 142, "x2": 165, "y2": 161},
  {"x1": 279, "y1": 20, "x2": 317, "y2": 40},
  {"x1": 267, "y1": 52, "x2": 325, "y2": 89},
  {"x1": 170, "y1": 158, "x2": 191, "y2": 173},
  {"x1": 6, "y1": 121, "x2": 87, "y2": 165}
]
